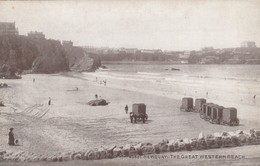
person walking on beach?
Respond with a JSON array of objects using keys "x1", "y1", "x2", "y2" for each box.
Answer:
[
  {"x1": 33, "y1": 78, "x2": 35, "y2": 83},
  {"x1": 125, "y1": 104, "x2": 128, "y2": 114},
  {"x1": 48, "y1": 97, "x2": 51, "y2": 105},
  {"x1": 253, "y1": 95, "x2": 256, "y2": 103},
  {"x1": 95, "y1": 94, "x2": 98, "y2": 100},
  {"x1": 8, "y1": 128, "x2": 15, "y2": 146}
]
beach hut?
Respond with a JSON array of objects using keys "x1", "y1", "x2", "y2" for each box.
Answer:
[
  {"x1": 194, "y1": 98, "x2": 206, "y2": 113},
  {"x1": 205, "y1": 103, "x2": 215, "y2": 121},
  {"x1": 254, "y1": 130, "x2": 260, "y2": 144},
  {"x1": 130, "y1": 103, "x2": 148, "y2": 123},
  {"x1": 201, "y1": 103, "x2": 207, "y2": 117},
  {"x1": 256, "y1": 130, "x2": 260, "y2": 139},
  {"x1": 210, "y1": 105, "x2": 224, "y2": 124},
  {"x1": 132, "y1": 103, "x2": 146, "y2": 115},
  {"x1": 180, "y1": 97, "x2": 193, "y2": 112},
  {"x1": 200, "y1": 103, "x2": 215, "y2": 121},
  {"x1": 221, "y1": 107, "x2": 239, "y2": 126}
]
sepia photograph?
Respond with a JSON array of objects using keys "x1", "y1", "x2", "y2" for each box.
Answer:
[{"x1": 0, "y1": 0, "x2": 260, "y2": 165}]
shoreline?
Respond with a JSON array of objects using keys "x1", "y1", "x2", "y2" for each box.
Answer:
[{"x1": 102, "y1": 61, "x2": 260, "y2": 65}]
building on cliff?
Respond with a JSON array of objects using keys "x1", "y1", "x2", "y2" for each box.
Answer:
[
  {"x1": 179, "y1": 51, "x2": 191, "y2": 59},
  {"x1": 0, "y1": 22, "x2": 19, "y2": 36},
  {"x1": 119, "y1": 48, "x2": 138, "y2": 54},
  {"x1": 241, "y1": 41, "x2": 256, "y2": 48},
  {"x1": 27, "y1": 31, "x2": 45, "y2": 39},
  {"x1": 62, "y1": 40, "x2": 73, "y2": 50}
]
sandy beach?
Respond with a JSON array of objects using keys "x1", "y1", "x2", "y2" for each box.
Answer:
[{"x1": 1, "y1": 71, "x2": 260, "y2": 165}]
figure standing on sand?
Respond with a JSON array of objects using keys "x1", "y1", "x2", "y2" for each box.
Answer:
[
  {"x1": 125, "y1": 104, "x2": 128, "y2": 114},
  {"x1": 8, "y1": 128, "x2": 15, "y2": 146},
  {"x1": 253, "y1": 95, "x2": 256, "y2": 103},
  {"x1": 48, "y1": 97, "x2": 51, "y2": 105},
  {"x1": 95, "y1": 94, "x2": 98, "y2": 100},
  {"x1": 33, "y1": 78, "x2": 35, "y2": 83}
]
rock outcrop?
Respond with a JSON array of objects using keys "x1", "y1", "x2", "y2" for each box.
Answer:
[
  {"x1": 0, "y1": 36, "x2": 38, "y2": 71},
  {"x1": 31, "y1": 39, "x2": 69, "y2": 73},
  {"x1": 0, "y1": 35, "x2": 68, "y2": 74},
  {"x1": 0, "y1": 101, "x2": 4, "y2": 107},
  {"x1": 88, "y1": 99, "x2": 109, "y2": 106},
  {"x1": 64, "y1": 46, "x2": 101, "y2": 72},
  {"x1": 0, "y1": 35, "x2": 101, "y2": 74},
  {"x1": 0, "y1": 83, "x2": 8, "y2": 88},
  {"x1": 0, "y1": 129, "x2": 259, "y2": 162}
]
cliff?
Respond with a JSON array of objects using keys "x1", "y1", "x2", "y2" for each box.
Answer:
[
  {"x1": 0, "y1": 35, "x2": 101, "y2": 74},
  {"x1": 0, "y1": 35, "x2": 39, "y2": 71},
  {"x1": 31, "y1": 39, "x2": 69, "y2": 73},
  {"x1": 0, "y1": 35, "x2": 68, "y2": 73},
  {"x1": 64, "y1": 46, "x2": 101, "y2": 72}
]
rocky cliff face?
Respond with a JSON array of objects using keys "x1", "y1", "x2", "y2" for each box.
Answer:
[
  {"x1": 31, "y1": 39, "x2": 69, "y2": 73},
  {"x1": 0, "y1": 35, "x2": 39, "y2": 71},
  {"x1": 64, "y1": 46, "x2": 101, "y2": 72},
  {"x1": 0, "y1": 35, "x2": 68, "y2": 73},
  {"x1": 65, "y1": 47, "x2": 94, "y2": 72},
  {"x1": 0, "y1": 35, "x2": 101, "y2": 74}
]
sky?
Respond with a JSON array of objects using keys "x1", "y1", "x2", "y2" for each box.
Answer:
[{"x1": 0, "y1": 0, "x2": 260, "y2": 51}]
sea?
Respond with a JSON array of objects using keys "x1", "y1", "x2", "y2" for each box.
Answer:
[{"x1": 86, "y1": 63, "x2": 260, "y2": 108}]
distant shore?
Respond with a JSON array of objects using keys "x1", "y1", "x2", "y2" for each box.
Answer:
[{"x1": 102, "y1": 61, "x2": 260, "y2": 65}]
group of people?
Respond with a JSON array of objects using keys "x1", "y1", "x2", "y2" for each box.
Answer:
[
  {"x1": 99, "y1": 80, "x2": 107, "y2": 86},
  {"x1": 96, "y1": 77, "x2": 107, "y2": 86},
  {"x1": 95, "y1": 94, "x2": 102, "y2": 100}
]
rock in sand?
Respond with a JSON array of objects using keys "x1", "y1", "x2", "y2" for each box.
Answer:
[{"x1": 88, "y1": 99, "x2": 109, "y2": 106}]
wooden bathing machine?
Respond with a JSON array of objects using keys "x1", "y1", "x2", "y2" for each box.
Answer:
[
  {"x1": 200, "y1": 103, "x2": 216, "y2": 120},
  {"x1": 130, "y1": 103, "x2": 148, "y2": 123},
  {"x1": 220, "y1": 107, "x2": 239, "y2": 126},
  {"x1": 194, "y1": 98, "x2": 206, "y2": 112},
  {"x1": 210, "y1": 105, "x2": 224, "y2": 124},
  {"x1": 180, "y1": 97, "x2": 239, "y2": 126},
  {"x1": 180, "y1": 97, "x2": 193, "y2": 112},
  {"x1": 132, "y1": 103, "x2": 146, "y2": 116}
]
